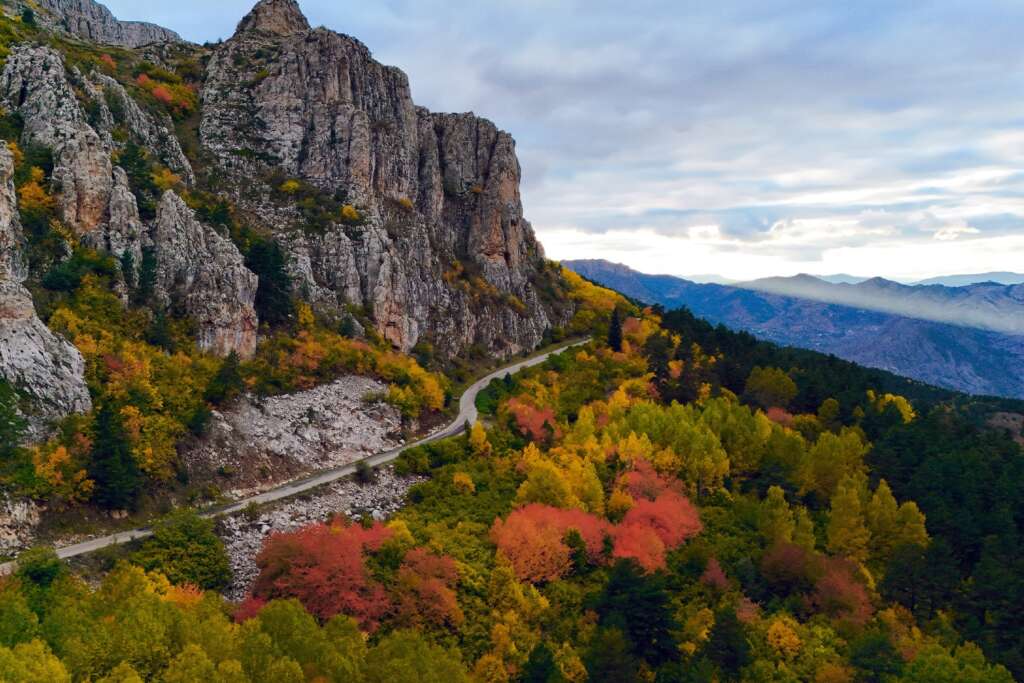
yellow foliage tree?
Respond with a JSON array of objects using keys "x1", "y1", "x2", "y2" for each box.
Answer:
[{"x1": 766, "y1": 617, "x2": 803, "y2": 659}]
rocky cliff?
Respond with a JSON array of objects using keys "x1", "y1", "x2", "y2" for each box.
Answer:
[
  {"x1": 0, "y1": 0, "x2": 570, "y2": 435},
  {"x1": 26, "y1": 0, "x2": 182, "y2": 48},
  {"x1": 200, "y1": 0, "x2": 565, "y2": 357},
  {"x1": 0, "y1": 143, "x2": 91, "y2": 438}
]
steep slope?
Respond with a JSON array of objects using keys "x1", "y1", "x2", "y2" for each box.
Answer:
[
  {"x1": 199, "y1": 0, "x2": 565, "y2": 358},
  {"x1": 565, "y1": 259, "x2": 1024, "y2": 399},
  {"x1": 742, "y1": 273, "x2": 1024, "y2": 335}
]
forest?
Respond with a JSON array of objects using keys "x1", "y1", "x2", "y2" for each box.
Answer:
[{"x1": 1, "y1": 267, "x2": 1021, "y2": 681}]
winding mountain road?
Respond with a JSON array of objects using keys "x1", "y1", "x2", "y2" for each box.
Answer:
[{"x1": 1, "y1": 338, "x2": 589, "y2": 573}]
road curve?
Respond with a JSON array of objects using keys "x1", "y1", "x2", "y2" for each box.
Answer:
[{"x1": 1, "y1": 338, "x2": 589, "y2": 572}]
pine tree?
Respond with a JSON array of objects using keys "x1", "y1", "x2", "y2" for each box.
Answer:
[
  {"x1": 827, "y1": 475, "x2": 870, "y2": 562},
  {"x1": 704, "y1": 607, "x2": 751, "y2": 680},
  {"x1": 0, "y1": 379, "x2": 26, "y2": 460},
  {"x1": 88, "y1": 402, "x2": 142, "y2": 510},
  {"x1": 608, "y1": 307, "x2": 623, "y2": 352},
  {"x1": 119, "y1": 250, "x2": 135, "y2": 288},
  {"x1": 204, "y1": 351, "x2": 244, "y2": 406},
  {"x1": 246, "y1": 240, "x2": 294, "y2": 328},
  {"x1": 134, "y1": 247, "x2": 157, "y2": 307},
  {"x1": 521, "y1": 643, "x2": 562, "y2": 683}
]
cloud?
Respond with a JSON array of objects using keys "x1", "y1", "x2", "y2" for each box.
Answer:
[{"x1": 101, "y1": 0, "x2": 1024, "y2": 278}]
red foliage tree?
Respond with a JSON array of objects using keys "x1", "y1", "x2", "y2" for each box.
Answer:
[
  {"x1": 619, "y1": 459, "x2": 682, "y2": 502},
  {"x1": 760, "y1": 542, "x2": 819, "y2": 594},
  {"x1": 621, "y1": 491, "x2": 702, "y2": 548},
  {"x1": 611, "y1": 523, "x2": 666, "y2": 572},
  {"x1": 811, "y1": 557, "x2": 873, "y2": 626},
  {"x1": 245, "y1": 519, "x2": 393, "y2": 629},
  {"x1": 701, "y1": 557, "x2": 729, "y2": 591},
  {"x1": 490, "y1": 504, "x2": 611, "y2": 582},
  {"x1": 393, "y1": 548, "x2": 464, "y2": 628},
  {"x1": 507, "y1": 397, "x2": 560, "y2": 442}
]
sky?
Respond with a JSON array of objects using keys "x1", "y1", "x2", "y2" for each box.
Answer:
[{"x1": 104, "y1": 0, "x2": 1024, "y2": 281}]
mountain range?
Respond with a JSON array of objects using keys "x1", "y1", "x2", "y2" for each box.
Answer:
[{"x1": 564, "y1": 259, "x2": 1024, "y2": 399}]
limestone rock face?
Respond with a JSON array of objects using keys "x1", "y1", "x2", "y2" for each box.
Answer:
[
  {"x1": 151, "y1": 192, "x2": 259, "y2": 358},
  {"x1": 200, "y1": 0, "x2": 568, "y2": 358},
  {"x1": 0, "y1": 45, "x2": 112, "y2": 235},
  {"x1": 0, "y1": 146, "x2": 90, "y2": 437},
  {"x1": 30, "y1": 0, "x2": 183, "y2": 48}
]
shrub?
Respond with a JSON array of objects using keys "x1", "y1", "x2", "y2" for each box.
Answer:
[{"x1": 132, "y1": 509, "x2": 232, "y2": 590}]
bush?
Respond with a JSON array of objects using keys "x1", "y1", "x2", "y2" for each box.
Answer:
[{"x1": 132, "y1": 509, "x2": 232, "y2": 590}]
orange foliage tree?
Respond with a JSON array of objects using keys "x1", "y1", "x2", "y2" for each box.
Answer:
[
  {"x1": 392, "y1": 548, "x2": 464, "y2": 628},
  {"x1": 490, "y1": 504, "x2": 611, "y2": 582},
  {"x1": 242, "y1": 519, "x2": 393, "y2": 629}
]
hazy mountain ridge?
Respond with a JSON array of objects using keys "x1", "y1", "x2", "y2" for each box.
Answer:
[
  {"x1": 739, "y1": 273, "x2": 1024, "y2": 335},
  {"x1": 564, "y1": 259, "x2": 1024, "y2": 399}
]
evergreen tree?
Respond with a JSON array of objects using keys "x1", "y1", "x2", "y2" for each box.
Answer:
[
  {"x1": 246, "y1": 240, "x2": 294, "y2": 328},
  {"x1": 608, "y1": 307, "x2": 623, "y2": 352},
  {"x1": 594, "y1": 560, "x2": 679, "y2": 666},
  {"x1": 584, "y1": 628, "x2": 640, "y2": 683},
  {"x1": 118, "y1": 142, "x2": 158, "y2": 219},
  {"x1": 20, "y1": 8, "x2": 35, "y2": 26},
  {"x1": 793, "y1": 506, "x2": 817, "y2": 551},
  {"x1": 119, "y1": 250, "x2": 135, "y2": 288},
  {"x1": 704, "y1": 607, "x2": 751, "y2": 680},
  {"x1": 145, "y1": 310, "x2": 175, "y2": 352},
  {"x1": 204, "y1": 351, "x2": 245, "y2": 406},
  {"x1": 88, "y1": 402, "x2": 142, "y2": 510},
  {"x1": 0, "y1": 379, "x2": 25, "y2": 460},
  {"x1": 520, "y1": 643, "x2": 563, "y2": 683},
  {"x1": 134, "y1": 247, "x2": 157, "y2": 307}
]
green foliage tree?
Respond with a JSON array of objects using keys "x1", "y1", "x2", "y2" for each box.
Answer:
[
  {"x1": 246, "y1": 240, "x2": 294, "y2": 328},
  {"x1": 743, "y1": 366, "x2": 797, "y2": 409},
  {"x1": 88, "y1": 402, "x2": 142, "y2": 510},
  {"x1": 362, "y1": 630, "x2": 470, "y2": 683},
  {"x1": 584, "y1": 628, "x2": 639, "y2": 683},
  {"x1": 118, "y1": 142, "x2": 158, "y2": 219},
  {"x1": 759, "y1": 485, "x2": 795, "y2": 545},
  {"x1": 827, "y1": 474, "x2": 870, "y2": 562},
  {"x1": 20, "y1": 8, "x2": 36, "y2": 26},
  {"x1": 132, "y1": 509, "x2": 232, "y2": 590},
  {"x1": 204, "y1": 351, "x2": 245, "y2": 406}
]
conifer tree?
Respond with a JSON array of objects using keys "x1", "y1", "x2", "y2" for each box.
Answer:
[
  {"x1": 246, "y1": 239, "x2": 294, "y2": 328},
  {"x1": 608, "y1": 307, "x2": 623, "y2": 352},
  {"x1": 0, "y1": 379, "x2": 25, "y2": 460},
  {"x1": 866, "y1": 479, "x2": 900, "y2": 560},
  {"x1": 88, "y1": 402, "x2": 142, "y2": 510}
]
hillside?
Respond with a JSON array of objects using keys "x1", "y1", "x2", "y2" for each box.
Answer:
[{"x1": 565, "y1": 259, "x2": 1024, "y2": 399}]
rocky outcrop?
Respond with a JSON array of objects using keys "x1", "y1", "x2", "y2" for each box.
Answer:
[
  {"x1": 0, "y1": 45, "x2": 113, "y2": 236},
  {"x1": 151, "y1": 192, "x2": 259, "y2": 357},
  {"x1": 30, "y1": 0, "x2": 183, "y2": 48},
  {"x1": 85, "y1": 72, "x2": 195, "y2": 185},
  {"x1": 186, "y1": 376, "x2": 402, "y2": 497},
  {"x1": 0, "y1": 492, "x2": 42, "y2": 558},
  {"x1": 201, "y1": 0, "x2": 566, "y2": 358},
  {"x1": 0, "y1": 146, "x2": 90, "y2": 437}
]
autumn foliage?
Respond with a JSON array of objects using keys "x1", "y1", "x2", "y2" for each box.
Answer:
[
  {"x1": 507, "y1": 397, "x2": 560, "y2": 441},
  {"x1": 392, "y1": 548, "x2": 464, "y2": 628},
  {"x1": 243, "y1": 519, "x2": 394, "y2": 629}
]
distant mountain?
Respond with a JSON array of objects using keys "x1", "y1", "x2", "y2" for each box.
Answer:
[
  {"x1": 739, "y1": 274, "x2": 1024, "y2": 336},
  {"x1": 913, "y1": 272, "x2": 1024, "y2": 287},
  {"x1": 816, "y1": 273, "x2": 870, "y2": 285},
  {"x1": 564, "y1": 259, "x2": 1024, "y2": 399}
]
